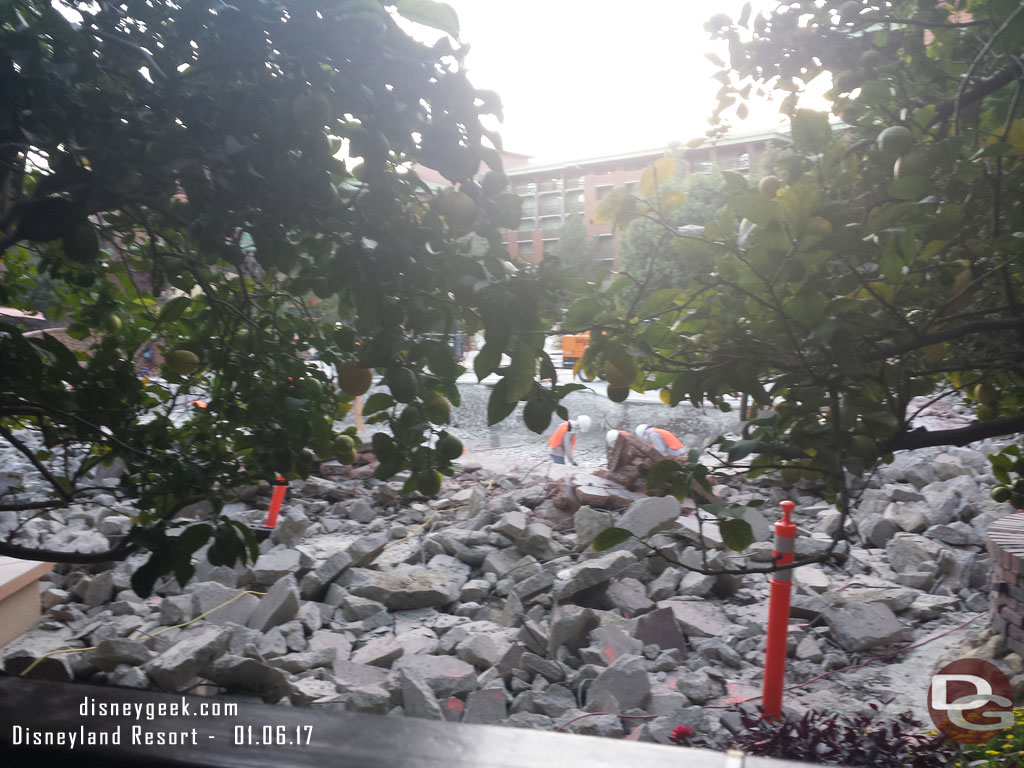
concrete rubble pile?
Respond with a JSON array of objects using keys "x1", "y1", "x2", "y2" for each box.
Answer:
[{"x1": 2, "y1": 436, "x2": 1024, "y2": 745}]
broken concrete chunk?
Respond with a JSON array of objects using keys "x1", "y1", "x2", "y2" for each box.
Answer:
[
  {"x1": 344, "y1": 565, "x2": 461, "y2": 610},
  {"x1": 552, "y1": 551, "x2": 636, "y2": 600},
  {"x1": 823, "y1": 602, "x2": 907, "y2": 652},
  {"x1": 394, "y1": 655, "x2": 478, "y2": 698},
  {"x1": 205, "y1": 655, "x2": 292, "y2": 703},
  {"x1": 145, "y1": 625, "x2": 230, "y2": 693},
  {"x1": 586, "y1": 654, "x2": 650, "y2": 711},
  {"x1": 247, "y1": 574, "x2": 301, "y2": 632}
]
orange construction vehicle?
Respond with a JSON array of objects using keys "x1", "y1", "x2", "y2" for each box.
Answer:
[{"x1": 560, "y1": 331, "x2": 589, "y2": 369}]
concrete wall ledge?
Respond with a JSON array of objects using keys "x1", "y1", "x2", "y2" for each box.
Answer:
[{"x1": 0, "y1": 557, "x2": 53, "y2": 649}]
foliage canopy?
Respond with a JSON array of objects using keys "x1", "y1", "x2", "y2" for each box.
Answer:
[
  {"x1": 576, "y1": 0, "x2": 1024, "y2": 528},
  {"x1": 0, "y1": 0, "x2": 567, "y2": 594}
]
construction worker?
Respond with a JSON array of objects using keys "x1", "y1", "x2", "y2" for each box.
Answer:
[
  {"x1": 635, "y1": 423, "x2": 686, "y2": 457},
  {"x1": 548, "y1": 415, "x2": 591, "y2": 465}
]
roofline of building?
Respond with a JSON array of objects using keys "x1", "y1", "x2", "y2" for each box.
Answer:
[{"x1": 505, "y1": 130, "x2": 793, "y2": 176}]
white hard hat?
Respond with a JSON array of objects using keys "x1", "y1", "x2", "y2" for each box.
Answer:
[
  {"x1": 575, "y1": 415, "x2": 592, "y2": 433},
  {"x1": 605, "y1": 429, "x2": 621, "y2": 447},
  {"x1": 635, "y1": 424, "x2": 649, "y2": 438}
]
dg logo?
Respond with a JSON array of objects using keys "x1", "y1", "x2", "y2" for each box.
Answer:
[{"x1": 928, "y1": 658, "x2": 1015, "y2": 744}]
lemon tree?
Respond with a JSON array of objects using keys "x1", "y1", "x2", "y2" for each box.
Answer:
[
  {"x1": 0, "y1": 0, "x2": 565, "y2": 595},
  {"x1": 569, "y1": 1, "x2": 1024, "y2": 560}
]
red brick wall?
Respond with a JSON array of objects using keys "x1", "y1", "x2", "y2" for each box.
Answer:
[{"x1": 989, "y1": 512, "x2": 1024, "y2": 655}]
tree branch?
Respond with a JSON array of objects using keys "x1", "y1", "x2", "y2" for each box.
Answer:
[
  {"x1": 932, "y1": 64, "x2": 1023, "y2": 125},
  {"x1": 0, "y1": 538, "x2": 136, "y2": 564},
  {"x1": 883, "y1": 416, "x2": 1024, "y2": 453},
  {"x1": 0, "y1": 423, "x2": 73, "y2": 504},
  {"x1": 868, "y1": 318, "x2": 1024, "y2": 359}
]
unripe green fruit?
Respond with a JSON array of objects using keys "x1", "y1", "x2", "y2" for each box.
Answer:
[{"x1": 877, "y1": 125, "x2": 914, "y2": 156}]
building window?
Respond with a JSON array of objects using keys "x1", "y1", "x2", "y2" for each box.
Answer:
[
  {"x1": 520, "y1": 197, "x2": 537, "y2": 217},
  {"x1": 564, "y1": 192, "x2": 584, "y2": 214},
  {"x1": 565, "y1": 175, "x2": 585, "y2": 190},
  {"x1": 596, "y1": 184, "x2": 614, "y2": 200},
  {"x1": 517, "y1": 240, "x2": 534, "y2": 257},
  {"x1": 538, "y1": 194, "x2": 562, "y2": 216},
  {"x1": 737, "y1": 153, "x2": 750, "y2": 171},
  {"x1": 539, "y1": 216, "x2": 562, "y2": 230},
  {"x1": 513, "y1": 181, "x2": 536, "y2": 195},
  {"x1": 538, "y1": 178, "x2": 561, "y2": 193}
]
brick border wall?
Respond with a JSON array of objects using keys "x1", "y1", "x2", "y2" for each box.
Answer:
[{"x1": 988, "y1": 512, "x2": 1024, "y2": 656}]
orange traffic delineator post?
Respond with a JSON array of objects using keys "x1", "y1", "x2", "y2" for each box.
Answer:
[
  {"x1": 761, "y1": 499, "x2": 797, "y2": 719},
  {"x1": 264, "y1": 474, "x2": 287, "y2": 529}
]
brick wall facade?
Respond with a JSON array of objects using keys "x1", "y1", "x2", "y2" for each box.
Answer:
[{"x1": 988, "y1": 512, "x2": 1024, "y2": 656}]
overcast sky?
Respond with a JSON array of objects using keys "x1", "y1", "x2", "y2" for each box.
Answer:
[{"x1": 439, "y1": 0, "x2": 787, "y2": 164}]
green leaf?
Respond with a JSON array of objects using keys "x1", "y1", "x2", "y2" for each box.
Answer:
[
  {"x1": 645, "y1": 459, "x2": 681, "y2": 493},
  {"x1": 474, "y1": 342, "x2": 503, "y2": 380},
  {"x1": 487, "y1": 378, "x2": 517, "y2": 426},
  {"x1": 732, "y1": 192, "x2": 778, "y2": 227},
  {"x1": 790, "y1": 109, "x2": 831, "y2": 154},
  {"x1": 424, "y1": 340, "x2": 457, "y2": 380},
  {"x1": 363, "y1": 392, "x2": 395, "y2": 415},
  {"x1": 721, "y1": 171, "x2": 749, "y2": 194},
  {"x1": 564, "y1": 297, "x2": 603, "y2": 332},
  {"x1": 158, "y1": 296, "x2": 191, "y2": 325},
  {"x1": 719, "y1": 518, "x2": 754, "y2": 551},
  {"x1": 591, "y1": 527, "x2": 633, "y2": 551},
  {"x1": 394, "y1": 0, "x2": 459, "y2": 37},
  {"x1": 505, "y1": 342, "x2": 536, "y2": 402}
]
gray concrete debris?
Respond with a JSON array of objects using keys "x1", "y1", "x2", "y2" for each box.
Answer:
[
  {"x1": 573, "y1": 505, "x2": 613, "y2": 551},
  {"x1": 84, "y1": 638, "x2": 155, "y2": 671},
  {"x1": 586, "y1": 654, "x2": 650, "y2": 711},
  {"x1": 350, "y1": 635, "x2": 405, "y2": 668},
  {"x1": 456, "y1": 633, "x2": 511, "y2": 669},
  {"x1": 886, "y1": 533, "x2": 943, "y2": 573},
  {"x1": 857, "y1": 513, "x2": 899, "y2": 549},
  {"x1": 344, "y1": 564, "x2": 462, "y2": 610},
  {"x1": 548, "y1": 605, "x2": 600, "y2": 656},
  {"x1": 565, "y1": 712, "x2": 625, "y2": 738},
  {"x1": 265, "y1": 646, "x2": 336, "y2": 673},
  {"x1": 346, "y1": 533, "x2": 389, "y2": 568},
  {"x1": 883, "y1": 502, "x2": 929, "y2": 533},
  {"x1": 532, "y1": 684, "x2": 577, "y2": 718},
  {"x1": 270, "y1": 509, "x2": 311, "y2": 547},
  {"x1": 299, "y1": 549, "x2": 354, "y2": 600},
  {"x1": 395, "y1": 655, "x2": 478, "y2": 699},
  {"x1": 145, "y1": 625, "x2": 230, "y2": 692},
  {"x1": 332, "y1": 660, "x2": 389, "y2": 690},
  {"x1": 656, "y1": 599, "x2": 736, "y2": 639},
  {"x1": 252, "y1": 549, "x2": 304, "y2": 586},
  {"x1": 247, "y1": 574, "x2": 301, "y2": 632},
  {"x1": 190, "y1": 581, "x2": 257, "y2": 626},
  {"x1": 464, "y1": 686, "x2": 508, "y2": 724},
  {"x1": 307, "y1": 630, "x2": 352, "y2": 662},
  {"x1": 345, "y1": 684, "x2": 391, "y2": 714},
  {"x1": 604, "y1": 577, "x2": 654, "y2": 615},
  {"x1": 346, "y1": 498, "x2": 378, "y2": 523},
  {"x1": 633, "y1": 607, "x2": 688, "y2": 655},
  {"x1": 492, "y1": 509, "x2": 528, "y2": 540},
  {"x1": 617, "y1": 495, "x2": 680, "y2": 539},
  {"x1": 823, "y1": 601, "x2": 907, "y2": 652},
  {"x1": 672, "y1": 668, "x2": 714, "y2": 704},
  {"x1": 552, "y1": 551, "x2": 636, "y2": 599},
  {"x1": 206, "y1": 655, "x2": 293, "y2": 703},
  {"x1": 580, "y1": 625, "x2": 644, "y2": 667}
]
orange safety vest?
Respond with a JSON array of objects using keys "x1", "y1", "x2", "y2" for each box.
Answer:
[
  {"x1": 650, "y1": 427, "x2": 683, "y2": 451},
  {"x1": 548, "y1": 421, "x2": 577, "y2": 451}
]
